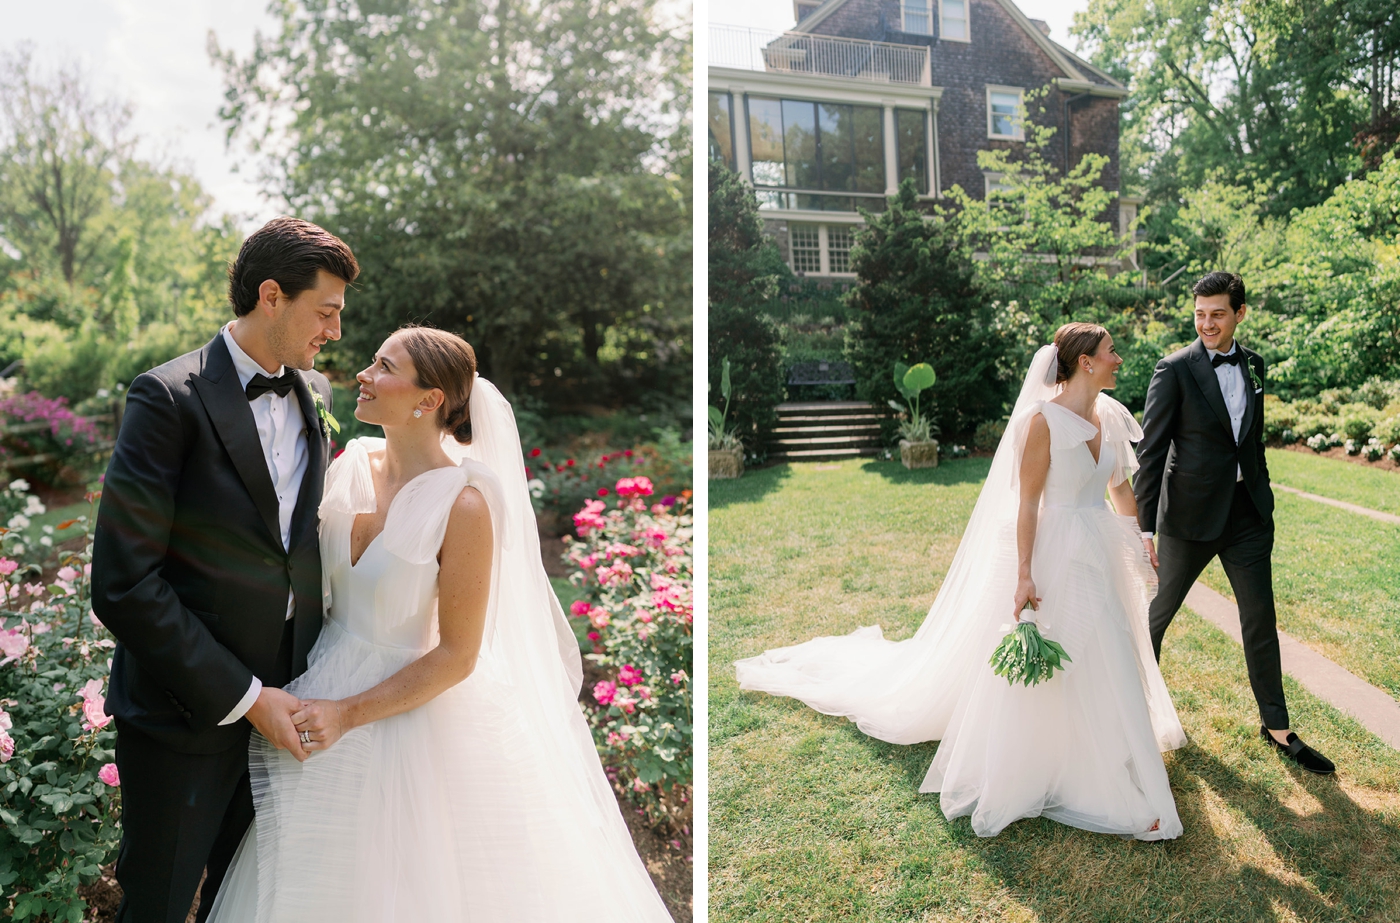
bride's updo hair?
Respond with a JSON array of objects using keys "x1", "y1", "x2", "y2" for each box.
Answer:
[
  {"x1": 394, "y1": 325, "x2": 478, "y2": 444},
  {"x1": 1053, "y1": 322, "x2": 1109, "y2": 383}
]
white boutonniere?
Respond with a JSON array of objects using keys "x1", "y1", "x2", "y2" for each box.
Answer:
[{"x1": 311, "y1": 390, "x2": 340, "y2": 438}]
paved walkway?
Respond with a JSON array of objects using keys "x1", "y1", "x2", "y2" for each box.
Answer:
[{"x1": 1274, "y1": 483, "x2": 1400, "y2": 525}]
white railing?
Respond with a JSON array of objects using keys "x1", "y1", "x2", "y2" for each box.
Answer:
[{"x1": 710, "y1": 24, "x2": 931, "y2": 86}]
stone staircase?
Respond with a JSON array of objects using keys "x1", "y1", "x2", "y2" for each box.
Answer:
[{"x1": 768, "y1": 401, "x2": 888, "y2": 463}]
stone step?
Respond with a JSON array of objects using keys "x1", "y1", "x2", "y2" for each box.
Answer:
[
  {"x1": 775, "y1": 401, "x2": 885, "y2": 417},
  {"x1": 772, "y1": 422, "x2": 883, "y2": 434},
  {"x1": 775, "y1": 413, "x2": 885, "y2": 425},
  {"x1": 770, "y1": 446, "x2": 885, "y2": 462},
  {"x1": 771, "y1": 433, "x2": 884, "y2": 447}
]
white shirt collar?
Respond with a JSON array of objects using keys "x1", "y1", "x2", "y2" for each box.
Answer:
[
  {"x1": 1207, "y1": 341, "x2": 1239, "y2": 359},
  {"x1": 222, "y1": 322, "x2": 287, "y2": 391}
]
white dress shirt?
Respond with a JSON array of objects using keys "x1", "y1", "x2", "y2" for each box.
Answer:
[
  {"x1": 218, "y1": 322, "x2": 310, "y2": 725},
  {"x1": 1208, "y1": 343, "x2": 1247, "y2": 482}
]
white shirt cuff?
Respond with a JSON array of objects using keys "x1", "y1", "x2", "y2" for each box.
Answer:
[{"x1": 219, "y1": 676, "x2": 262, "y2": 726}]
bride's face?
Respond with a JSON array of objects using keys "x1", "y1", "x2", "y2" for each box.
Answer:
[
  {"x1": 1086, "y1": 335, "x2": 1123, "y2": 388},
  {"x1": 353, "y1": 336, "x2": 443, "y2": 427}
]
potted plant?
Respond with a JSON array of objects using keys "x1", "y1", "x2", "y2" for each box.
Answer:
[
  {"x1": 709, "y1": 357, "x2": 745, "y2": 479},
  {"x1": 889, "y1": 361, "x2": 939, "y2": 469}
]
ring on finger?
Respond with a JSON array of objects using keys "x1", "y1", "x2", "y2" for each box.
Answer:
[{"x1": 300, "y1": 730, "x2": 312, "y2": 745}]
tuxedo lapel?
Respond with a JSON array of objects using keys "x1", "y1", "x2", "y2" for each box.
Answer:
[
  {"x1": 1237, "y1": 347, "x2": 1259, "y2": 445},
  {"x1": 189, "y1": 335, "x2": 284, "y2": 548},
  {"x1": 288, "y1": 372, "x2": 326, "y2": 546},
  {"x1": 1185, "y1": 339, "x2": 1236, "y2": 441}
]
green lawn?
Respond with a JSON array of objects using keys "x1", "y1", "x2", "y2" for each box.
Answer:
[
  {"x1": 711, "y1": 459, "x2": 1400, "y2": 923},
  {"x1": 1198, "y1": 452, "x2": 1400, "y2": 699},
  {"x1": 1266, "y1": 447, "x2": 1400, "y2": 515}
]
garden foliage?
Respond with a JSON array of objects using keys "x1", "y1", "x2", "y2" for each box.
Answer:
[
  {"x1": 0, "y1": 490, "x2": 121, "y2": 922},
  {"x1": 563, "y1": 479, "x2": 692, "y2": 834}
]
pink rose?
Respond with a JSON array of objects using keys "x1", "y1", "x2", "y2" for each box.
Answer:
[
  {"x1": 587, "y1": 631, "x2": 601, "y2": 642},
  {"x1": 644, "y1": 527, "x2": 667, "y2": 547},
  {"x1": 569, "y1": 599, "x2": 591, "y2": 618},
  {"x1": 588, "y1": 607, "x2": 610, "y2": 629},
  {"x1": 618, "y1": 664, "x2": 643, "y2": 686},
  {"x1": 637, "y1": 611, "x2": 653, "y2": 624},
  {"x1": 57, "y1": 566, "x2": 79, "y2": 582},
  {"x1": 0, "y1": 558, "x2": 17, "y2": 576},
  {"x1": 637, "y1": 686, "x2": 652, "y2": 701},
  {"x1": 631, "y1": 777, "x2": 650, "y2": 792},
  {"x1": 0, "y1": 730, "x2": 12, "y2": 763},
  {"x1": 0, "y1": 628, "x2": 28, "y2": 664},
  {"x1": 592, "y1": 681, "x2": 616, "y2": 706},
  {"x1": 98, "y1": 762, "x2": 120, "y2": 786},
  {"x1": 82, "y1": 678, "x2": 112, "y2": 731},
  {"x1": 0, "y1": 707, "x2": 11, "y2": 730},
  {"x1": 607, "y1": 732, "x2": 624, "y2": 747},
  {"x1": 670, "y1": 671, "x2": 687, "y2": 685}
]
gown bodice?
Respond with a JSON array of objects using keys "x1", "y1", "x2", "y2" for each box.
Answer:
[{"x1": 1027, "y1": 394, "x2": 1143, "y2": 511}]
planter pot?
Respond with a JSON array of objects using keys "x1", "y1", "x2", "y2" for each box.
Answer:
[
  {"x1": 899, "y1": 439, "x2": 939, "y2": 470},
  {"x1": 709, "y1": 448, "x2": 744, "y2": 479}
]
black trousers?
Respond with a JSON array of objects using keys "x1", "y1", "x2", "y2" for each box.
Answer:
[
  {"x1": 113, "y1": 620, "x2": 294, "y2": 923},
  {"x1": 1149, "y1": 481, "x2": 1289, "y2": 730}
]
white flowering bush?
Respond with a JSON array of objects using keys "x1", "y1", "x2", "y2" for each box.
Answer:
[
  {"x1": 0, "y1": 490, "x2": 121, "y2": 922},
  {"x1": 1363, "y1": 438, "x2": 1386, "y2": 462},
  {"x1": 563, "y1": 477, "x2": 692, "y2": 835}
]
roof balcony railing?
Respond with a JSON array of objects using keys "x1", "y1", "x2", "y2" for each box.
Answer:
[{"x1": 710, "y1": 23, "x2": 932, "y2": 86}]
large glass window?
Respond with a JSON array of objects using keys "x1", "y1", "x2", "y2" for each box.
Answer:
[
  {"x1": 987, "y1": 87, "x2": 1023, "y2": 139},
  {"x1": 902, "y1": 0, "x2": 932, "y2": 35},
  {"x1": 940, "y1": 0, "x2": 969, "y2": 41},
  {"x1": 895, "y1": 109, "x2": 928, "y2": 194},
  {"x1": 708, "y1": 92, "x2": 734, "y2": 170},
  {"x1": 827, "y1": 226, "x2": 856, "y2": 273},
  {"x1": 748, "y1": 96, "x2": 885, "y2": 210},
  {"x1": 790, "y1": 225, "x2": 822, "y2": 273}
]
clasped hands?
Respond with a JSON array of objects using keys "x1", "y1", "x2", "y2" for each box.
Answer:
[{"x1": 245, "y1": 686, "x2": 349, "y2": 762}]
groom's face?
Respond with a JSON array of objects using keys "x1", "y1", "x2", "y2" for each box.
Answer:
[
  {"x1": 1194, "y1": 294, "x2": 1245, "y2": 352},
  {"x1": 267, "y1": 269, "x2": 345, "y2": 370}
]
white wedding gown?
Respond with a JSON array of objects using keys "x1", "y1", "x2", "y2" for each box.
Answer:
[
  {"x1": 737, "y1": 353, "x2": 1184, "y2": 841},
  {"x1": 209, "y1": 395, "x2": 673, "y2": 920}
]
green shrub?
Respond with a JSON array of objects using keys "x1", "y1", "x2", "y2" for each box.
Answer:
[
  {"x1": 973, "y1": 418, "x2": 1008, "y2": 451},
  {"x1": 1341, "y1": 412, "x2": 1376, "y2": 442},
  {"x1": 1374, "y1": 415, "x2": 1400, "y2": 446}
]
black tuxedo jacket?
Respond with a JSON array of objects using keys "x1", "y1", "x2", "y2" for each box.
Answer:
[
  {"x1": 1134, "y1": 338, "x2": 1273, "y2": 542},
  {"x1": 92, "y1": 333, "x2": 332, "y2": 754}
]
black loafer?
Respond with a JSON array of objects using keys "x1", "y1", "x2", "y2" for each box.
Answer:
[{"x1": 1261, "y1": 726, "x2": 1336, "y2": 774}]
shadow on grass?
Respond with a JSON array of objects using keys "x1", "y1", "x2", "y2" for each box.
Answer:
[
  {"x1": 860, "y1": 457, "x2": 992, "y2": 487},
  {"x1": 866, "y1": 727, "x2": 1399, "y2": 921},
  {"x1": 710, "y1": 464, "x2": 794, "y2": 510}
]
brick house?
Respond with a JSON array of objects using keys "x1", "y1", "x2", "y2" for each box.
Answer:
[{"x1": 709, "y1": 0, "x2": 1137, "y2": 278}]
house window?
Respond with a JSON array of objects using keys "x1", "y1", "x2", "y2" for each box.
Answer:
[
  {"x1": 708, "y1": 92, "x2": 734, "y2": 170},
  {"x1": 902, "y1": 0, "x2": 933, "y2": 35},
  {"x1": 984, "y1": 172, "x2": 1015, "y2": 197},
  {"x1": 827, "y1": 225, "x2": 856, "y2": 273},
  {"x1": 748, "y1": 96, "x2": 886, "y2": 210},
  {"x1": 789, "y1": 223, "x2": 858, "y2": 276},
  {"x1": 790, "y1": 224, "x2": 822, "y2": 274},
  {"x1": 987, "y1": 86, "x2": 1024, "y2": 140},
  {"x1": 940, "y1": 0, "x2": 969, "y2": 41},
  {"x1": 895, "y1": 109, "x2": 928, "y2": 194}
]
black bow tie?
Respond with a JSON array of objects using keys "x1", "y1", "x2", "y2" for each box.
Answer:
[
  {"x1": 246, "y1": 372, "x2": 295, "y2": 401},
  {"x1": 1211, "y1": 351, "x2": 1240, "y2": 368}
]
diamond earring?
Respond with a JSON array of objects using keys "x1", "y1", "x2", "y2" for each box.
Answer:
[{"x1": 413, "y1": 409, "x2": 423, "y2": 418}]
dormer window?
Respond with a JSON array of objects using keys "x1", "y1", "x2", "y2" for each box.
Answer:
[
  {"x1": 940, "y1": 0, "x2": 970, "y2": 41},
  {"x1": 795, "y1": 0, "x2": 821, "y2": 22},
  {"x1": 902, "y1": 0, "x2": 933, "y2": 35}
]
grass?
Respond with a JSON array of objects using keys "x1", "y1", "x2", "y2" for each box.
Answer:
[
  {"x1": 1266, "y1": 448, "x2": 1400, "y2": 516},
  {"x1": 1196, "y1": 452, "x2": 1400, "y2": 699},
  {"x1": 711, "y1": 459, "x2": 1400, "y2": 923}
]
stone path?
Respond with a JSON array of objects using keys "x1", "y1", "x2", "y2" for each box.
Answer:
[{"x1": 1274, "y1": 483, "x2": 1400, "y2": 525}]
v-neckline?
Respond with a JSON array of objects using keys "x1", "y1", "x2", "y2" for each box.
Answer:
[
  {"x1": 1044, "y1": 400, "x2": 1104, "y2": 465},
  {"x1": 347, "y1": 460, "x2": 459, "y2": 567}
]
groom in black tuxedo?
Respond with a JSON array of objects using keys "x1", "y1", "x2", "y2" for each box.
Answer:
[
  {"x1": 92, "y1": 217, "x2": 359, "y2": 921},
  {"x1": 1135, "y1": 271, "x2": 1334, "y2": 774}
]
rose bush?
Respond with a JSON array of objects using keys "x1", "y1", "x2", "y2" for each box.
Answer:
[
  {"x1": 0, "y1": 489, "x2": 121, "y2": 922},
  {"x1": 0, "y1": 393, "x2": 105, "y2": 487},
  {"x1": 562, "y1": 476, "x2": 692, "y2": 836},
  {"x1": 526, "y1": 430, "x2": 693, "y2": 533}
]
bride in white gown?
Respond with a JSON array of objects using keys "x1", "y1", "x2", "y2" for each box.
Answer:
[
  {"x1": 209, "y1": 327, "x2": 673, "y2": 921},
  {"x1": 737, "y1": 323, "x2": 1185, "y2": 840}
]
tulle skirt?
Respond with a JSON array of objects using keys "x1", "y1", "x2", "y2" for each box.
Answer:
[
  {"x1": 208, "y1": 618, "x2": 672, "y2": 922},
  {"x1": 738, "y1": 505, "x2": 1183, "y2": 841}
]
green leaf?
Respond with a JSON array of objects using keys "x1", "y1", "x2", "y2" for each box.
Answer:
[
  {"x1": 720, "y1": 356, "x2": 732, "y2": 402},
  {"x1": 902, "y1": 362, "x2": 936, "y2": 394}
]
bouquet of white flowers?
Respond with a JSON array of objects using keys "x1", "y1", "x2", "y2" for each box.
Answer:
[{"x1": 989, "y1": 611, "x2": 1071, "y2": 687}]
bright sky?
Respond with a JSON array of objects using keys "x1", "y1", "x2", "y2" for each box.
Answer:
[
  {"x1": 707, "y1": 0, "x2": 1091, "y2": 51},
  {"x1": 1, "y1": 0, "x2": 280, "y2": 230}
]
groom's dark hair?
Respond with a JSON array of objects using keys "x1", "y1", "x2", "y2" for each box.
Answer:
[
  {"x1": 228, "y1": 216, "x2": 360, "y2": 316},
  {"x1": 1192, "y1": 271, "x2": 1246, "y2": 311}
]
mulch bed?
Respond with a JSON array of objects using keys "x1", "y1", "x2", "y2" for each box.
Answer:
[{"x1": 1278, "y1": 441, "x2": 1400, "y2": 472}]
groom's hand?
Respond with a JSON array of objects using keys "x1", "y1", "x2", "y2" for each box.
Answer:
[
  {"x1": 247, "y1": 686, "x2": 309, "y2": 761},
  {"x1": 1142, "y1": 537, "x2": 1159, "y2": 570}
]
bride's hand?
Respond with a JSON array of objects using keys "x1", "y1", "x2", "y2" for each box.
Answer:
[
  {"x1": 291, "y1": 698, "x2": 347, "y2": 754},
  {"x1": 1013, "y1": 578, "x2": 1041, "y2": 621}
]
